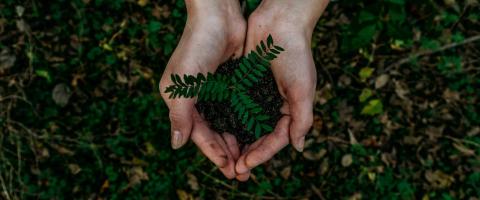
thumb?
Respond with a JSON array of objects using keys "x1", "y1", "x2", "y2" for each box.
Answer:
[
  {"x1": 168, "y1": 101, "x2": 194, "y2": 149},
  {"x1": 289, "y1": 99, "x2": 313, "y2": 152}
]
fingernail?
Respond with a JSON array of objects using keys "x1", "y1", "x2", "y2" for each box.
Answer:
[
  {"x1": 171, "y1": 130, "x2": 183, "y2": 149},
  {"x1": 295, "y1": 136, "x2": 305, "y2": 152}
]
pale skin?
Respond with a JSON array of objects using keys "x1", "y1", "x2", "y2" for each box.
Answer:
[{"x1": 159, "y1": 0, "x2": 329, "y2": 181}]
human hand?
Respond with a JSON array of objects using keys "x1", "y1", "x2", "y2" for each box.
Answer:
[
  {"x1": 235, "y1": 0, "x2": 329, "y2": 181},
  {"x1": 159, "y1": 0, "x2": 246, "y2": 179}
]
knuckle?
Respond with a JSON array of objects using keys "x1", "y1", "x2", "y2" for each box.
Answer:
[{"x1": 169, "y1": 110, "x2": 184, "y2": 124}]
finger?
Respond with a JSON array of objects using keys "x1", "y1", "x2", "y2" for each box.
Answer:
[
  {"x1": 235, "y1": 138, "x2": 265, "y2": 174},
  {"x1": 289, "y1": 97, "x2": 314, "y2": 152},
  {"x1": 167, "y1": 100, "x2": 195, "y2": 149},
  {"x1": 191, "y1": 112, "x2": 236, "y2": 179},
  {"x1": 222, "y1": 133, "x2": 240, "y2": 160},
  {"x1": 235, "y1": 117, "x2": 291, "y2": 174},
  {"x1": 213, "y1": 133, "x2": 237, "y2": 179},
  {"x1": 236, "y1": 171, "x2": 251, "y2": 182}
]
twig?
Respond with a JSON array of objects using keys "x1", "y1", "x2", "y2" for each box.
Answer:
[
  {"x1": 310, "y1": 184, "x2": 326, "y2": 200},
  {"x1": 386, "y1": 35, "x2": 480, "y2": 71},
  {"x1": 444, "y1": 135, "x2": 480, "y2": 148},
  {"x1": 0, "y1": 172, "x2": 12, "y2": 200},
  {"x1": 197, "y1": 168, "x2": 236, "y2": 190}
]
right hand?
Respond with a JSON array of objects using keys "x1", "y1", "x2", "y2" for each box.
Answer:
[{"x1": 159, "y1": 0, "x2": 246, "y2": 179}]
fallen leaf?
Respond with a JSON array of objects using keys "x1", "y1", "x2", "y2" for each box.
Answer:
[
  {"x1": 127, "y1": 167, "x2": 149, "y2": 186},
  {"x1": 280, "y1": 166, "x2": 291, "y2": 179},
  {"x1": 394, "y1": 80, "x2": 409, "y2": 100},
  {"x1": 359, "y1": 88, "x2": 373, "y2": 102},
  {"x1": 375, "y1": 74, "x2": 389, "y2": 89},
  {"x1": 341, "y1": 154, "x2": 353, "y2": 167},
  {"x1": 100, "y1": 180, "x2": 109, "y2": 193},
  {"x1": 68, "y1": 164, "x2": 81, "y2": 175},
  {"x1": 52, "y1": 83, "x2": 72, "y2": 107},
  {"x1": 0, "y1": 48, "x2": 16, "y2": 70},
  {"x1": 137, "y1": 0, "x2": 149, "y2": 7},
  {"x1": 303, "y1": 149, "x2": 327, "y2": 161},
  {"x1": 361, "y1": 99, "x2": 383, "y2": 116},
  {"x1": 176, "y1": 189, "x2": 194, "y2": 200},
  {"x1": 425, "y1": 170, "x2": 454, "y2": 189},
  {"x1": 319, "y1": 159, "x2": 329, "y2": 175},
  {"x1": 15, "y1": 19, "x2": 30, "y2": 33},
  {"x1": 348, "y1": 129, "x2": 359, "y2": 145},
  {"x1": 152, "y1": 5, "x2": 171, "y2": 19},
  {"x1": 467, "y1": 127, "x2": 480, "y2": 136},
  {"x1": 50, "y1": 143, "x2": 75, "y2": 156},
  {"x1": 15, "y1": 6, "x2": 25, "y2": 17},
  {"x1": 315, "y1": 83, "x2": 332, "y2": 105},
  {"x1": 425, "y1": 125, "x2": 445, "y2": 141},
  {"x1": 452, "y1": 142, "x2": 475, "y2": 156},
  {"x1": 349, "y1": 192, "x2": 362, "y2": 200},
  {"x1": 442, "y1": 88, "x2": 460, "y2": 103},
  {"x1": 187, "y1": 173, "x2": 199, "y2": 191},
  {"x1": 359, "y1": 67, "x2": 374, "y2": 81},
  {"x1": 116, "y1": 71, "x2": 128, "y2": 84},
  {"x1": 368, "y1": 172, "x2": 376, "y2": 181}
]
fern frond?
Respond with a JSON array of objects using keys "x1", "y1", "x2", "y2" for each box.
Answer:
[
  {"x1": 198, "y1": 73, "x2": 230, "y2": 101},
  {"x1": 165, "y1": 72, "x2": 230, "y2": 101},
  {"x1": 165, "y1": 34, "x2": 285, "y2": 139},
  {"x1": 231, "y1": 91, "x2": 273, "y2": 138},
  {"x1": 231, "y1": 34, "x2": 284, "y2": 89}
]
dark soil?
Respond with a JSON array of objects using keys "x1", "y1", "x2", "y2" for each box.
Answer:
[{"x1": 196, "y1": 59, "x2": 283, "y2": 144}]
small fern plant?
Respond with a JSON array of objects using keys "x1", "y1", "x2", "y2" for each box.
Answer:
[{"x1": 164, "y1": 35, "x2": 284, "y2": 138}]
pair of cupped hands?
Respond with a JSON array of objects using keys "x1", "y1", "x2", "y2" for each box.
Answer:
[{"x1": 159, "y1": 0, "x2": 328, "y2": 181}]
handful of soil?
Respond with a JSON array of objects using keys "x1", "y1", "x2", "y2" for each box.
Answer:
[{"x1": 196, "y1": 59, "x2": 283, "y2": 144}]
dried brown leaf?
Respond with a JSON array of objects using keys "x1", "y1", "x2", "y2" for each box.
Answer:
[
  {"x1": 341, "y1": 154, "x2": 353, "y2": 167},
  {"x1": 303, "y1": 149, "x2": 327, "y2": 161},
  {"x1": 452, "y1": 143, "x2": 475, "y2": 156},
  {"x1": 68, "y1": 164, "x2": 81, "y2": 175},
  {"x1": 176, "y1": 189, "x2": 194, "y2": 200},
  {"x1": 187, "y1": 173, "x2": 199, "y2": 191},
  {"x1": 394, "y1": 80, "x2": 409, "y2": 100},
  {"x1": 375, "y1": 74, "x2": 389, "y2": 89},
  {"x1": 0, "y1": 48, "x2": 16, "y2": 70},
  {"x1": 425, "y1": 170, "x2": 454, "y2": 189},
  {"x1": 52, "y1": 83, "x2": 72, "y2": 107},
  {"x1": 280, "y1": 166, "x2": 291, "y2": 179}
]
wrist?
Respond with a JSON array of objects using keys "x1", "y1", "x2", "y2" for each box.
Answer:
[
  {"x1": 256, "y1": 0, "x2": 329, "y2": 33},
  {"x1": 185, "y1": 0, "x2": 242, "y2": 19}
]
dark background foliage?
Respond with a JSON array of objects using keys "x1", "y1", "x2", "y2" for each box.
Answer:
[{"x1": 0, "y1": 0, "x2": 479, "y2": 199}]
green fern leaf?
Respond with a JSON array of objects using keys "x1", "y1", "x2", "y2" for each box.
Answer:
[
  {"x1": 241, "y1": 78, "x2": 253, "y2": 87},
  {"x1": 174, "y1": 74, "x2": 185, "y2": 86},
  {"x1": 242, "y1": 111, "x2": 249, "y2": 124},
  {"x1": 239, "y1": 63, "x2": 248, "y2": 73},
  {"x1": 257, "y1": 115, "x2": 269, "y2": 121},
  {"x1": 267, "y1": 34, "x2": 273, "y2": 48},
  {"x1": 256, "y1": 45, "x2": 263, "y2": 56},
  {"x1": 255, "y1": 124, "x2": 262, "y2": 138},
  {"x1": 260, "y1": 40, "x2": 267, "y2": 52},
  {"x1": 247, "y1": 118, "x2": 255, "y2": 131},
  {"x1": 261, "y1": 124, "x2": 273, "y2": 132},
  {"x1": 234, "y1": 69, "x2": 242, "y2": 79},
  {"x1": 274, "y1": 45, "x2": 284, "y2": 51},
  {"x1": 270, "y1": 48, "x2": 281, "y2": 54},
  {"x1": 247, "y1": 74, "x2": 258, "y2": 83}
]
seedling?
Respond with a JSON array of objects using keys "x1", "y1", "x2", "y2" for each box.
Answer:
[{"x1": 165, "y1": 35, "x2": 284, "y2": 139}]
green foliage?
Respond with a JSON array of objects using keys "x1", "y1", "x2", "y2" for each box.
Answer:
[
  {"x1": 361, "y1": 99, "x2": 384, "y2": 116},
  {"x1": 165, "y1": 35, "x2": 284, "y2": 137}
]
